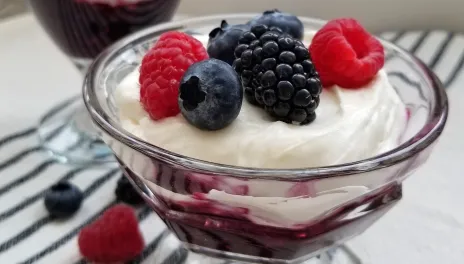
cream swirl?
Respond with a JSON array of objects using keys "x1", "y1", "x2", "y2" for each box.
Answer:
[{"x1": 115, "y1": 32, "x2": 405, "y2": 169}]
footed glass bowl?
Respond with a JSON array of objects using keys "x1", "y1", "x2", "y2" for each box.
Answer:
[{"x1": 83, "y1": 14, "x2": 448, "y2": 264}]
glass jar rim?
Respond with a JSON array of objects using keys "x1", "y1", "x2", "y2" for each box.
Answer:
[{"x1": 83, "y1": 14, "x2": 449, "y2": 180}]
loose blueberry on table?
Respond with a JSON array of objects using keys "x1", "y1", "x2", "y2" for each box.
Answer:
[{"x1": 44, "y1": 181, "x2": 83, "y2": 218}]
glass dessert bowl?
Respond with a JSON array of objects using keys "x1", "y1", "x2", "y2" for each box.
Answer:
[{"x1": 83, "y1": 14, "x2": 448, "y2": 264}]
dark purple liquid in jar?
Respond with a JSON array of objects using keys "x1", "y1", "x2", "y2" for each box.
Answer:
[{"x1": 29, "y1": 0, "x2": 180, "y2": 59}]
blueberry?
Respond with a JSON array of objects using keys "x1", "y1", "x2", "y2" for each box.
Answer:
[
  {"x1": 115, "y1": 176, "x2": 144, "y2": 206},
  {"x1": 207, "y1": 20, "x2": 251, "y2": 65},
  {"x1": 44, "y1": 182, "x2": 83, "y2": 218},
  {"x1": 248, "y1": 10, "x2": 304, "y2": 40},
  {"x1": 179, "y1": 59, "x2": 243, "y2": 130}
]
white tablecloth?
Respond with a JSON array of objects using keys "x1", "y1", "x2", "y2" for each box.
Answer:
[{"x1": 0, "y1": 14, "x2": 463, "y2": 264}]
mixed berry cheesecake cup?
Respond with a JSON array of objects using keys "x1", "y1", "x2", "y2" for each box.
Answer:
[{"x1": 83, "y1": 14, "x2": 448, "y2": 264}]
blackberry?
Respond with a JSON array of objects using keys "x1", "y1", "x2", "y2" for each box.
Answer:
[
  {"x1": 115, "y1": 176, "x2": 144, "y2": 206},
  {"x1": 233, "y1": 25, "x2": 322, "y2": 125}
]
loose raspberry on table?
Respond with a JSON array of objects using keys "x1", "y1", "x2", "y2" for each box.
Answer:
[
  {"x1": 78, "y1": 204, "x2": 144, "y2": 263},
  {"x1": 139, "y1": 31, "x2": 208, "y2": 120},
  {"x1": 309, "y1": 18, "x2": 385, "y2": 88}
]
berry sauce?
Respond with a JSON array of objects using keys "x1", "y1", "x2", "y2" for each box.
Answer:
[
  {"x1": 120, "y1": 163, "x2": 402, "y2": 262},
  {"x1": 29, "y1": 0, "x2": 180, "y2": 59},
  {"x1": 164, "y1": 184, "x2": 400, "y2": 261}
]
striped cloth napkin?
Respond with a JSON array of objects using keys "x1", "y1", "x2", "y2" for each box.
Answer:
[{"x1": 0, "y1": 30, "x2": 462, "y2": 264}]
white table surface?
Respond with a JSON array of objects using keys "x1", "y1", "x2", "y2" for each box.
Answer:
[{"x1": 0, "y1": 13, "x2": 463, "y2": 264}]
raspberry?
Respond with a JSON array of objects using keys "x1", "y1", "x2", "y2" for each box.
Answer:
[
  {"x1": 78, "y1": 204, "x2": 144, "y2": 262},
  {"x1": 309, "y1": 18, "x2": 385, "y2": 88},
  {"x1": 139, "y1": 31, "x2": 208, "y2": 120}
]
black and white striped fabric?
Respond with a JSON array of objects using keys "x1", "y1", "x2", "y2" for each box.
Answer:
[{"x1": 0, "y1": 30, "x2": 462, "y2": 264}]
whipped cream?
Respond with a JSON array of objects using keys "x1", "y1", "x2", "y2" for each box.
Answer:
[
  {"x1": 114, "y1": 31, "x2": 406, "y2": 228},
  {"x1": 115, "y1": 32, "x2": 406, "y2": 169},
  {"x1": 142, "y1": 177, "x2": 369, "y2": 228}
]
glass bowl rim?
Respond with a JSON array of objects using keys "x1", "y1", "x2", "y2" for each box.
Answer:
[{"x1": 83, "y1": 13, "x2": 449, "y2": 180}]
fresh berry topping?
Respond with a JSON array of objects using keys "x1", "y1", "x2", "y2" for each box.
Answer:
[
  {"x1": 139, "y1": 31, "x2": 208, "y2": 120},
  {"x1": 179, "y1": 58, "x2": 243, "y2": 130},
  {"x1": 207, "y1": 20, "x2": 251, "y2": 65},
  {"x1": 44, "y1": 182, "x2": 83, "y2": 218},
  {"x1": 248, "y1": 9, "x2": 304, "y2": 40},
  {"x1": 115, "y1": 176, "x2": 144, "y2": 206},
  {"x1": 78, "y1": 204, "x2": 144, "y2": 263},
  {"x1": 309, "y1": 18, "x2": 385, "y2": 88},
  {"x1": 234, "y1": 25, "x2": 322, "y2": 125}
]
